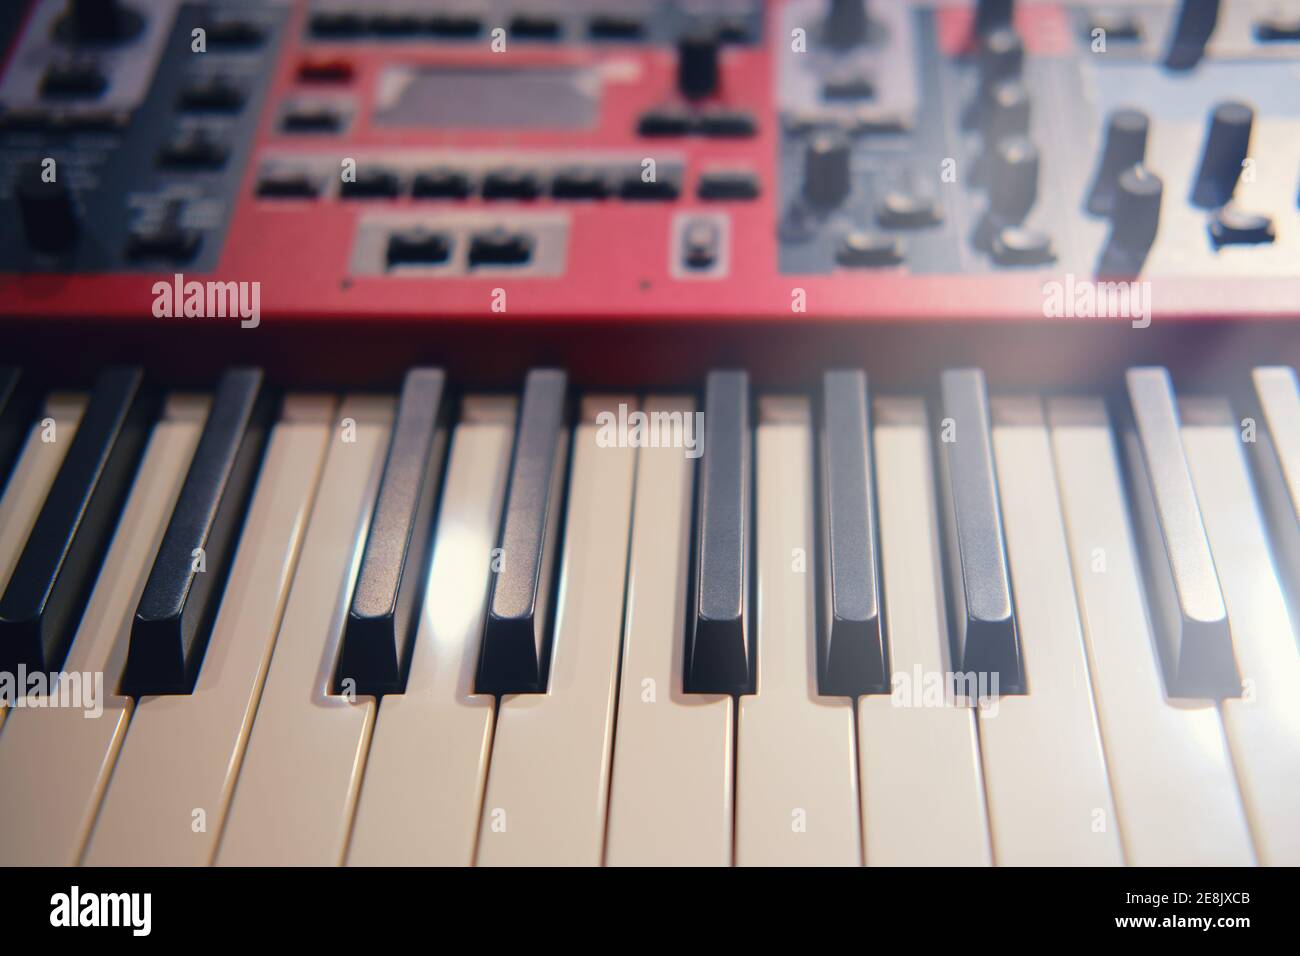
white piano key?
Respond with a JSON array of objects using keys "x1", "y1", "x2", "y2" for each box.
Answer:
[
  {"x1": 736, "y1": 396, "x2": 860, "y2": 867},
  {"x1": 977, "y1": 396, "x2": 1123, "y2": 866},
  {"x1": 83, "y1": 395, "x2": 335, "y2": 866},
  {"x1": 1249, "y1": 367, "x2": 1300, "y2": 636},
  {"x1": 216, "y1": 395, "x2": 393, "y2": 867},
  {"x1": 1181, "y1": 397, "x2": 1300, "y2": 866},
  {"x1": 347, "y1": 396, "x2": 515, "y2": 866},
  {"x1": 858, "y1": 397, "x2": 991, "y2": 867},
  {"x1": 605, "y1": 396, "x2": 733, "y2": 867},
  {"x1": 1049, "y1": 397, "x2": 1254, "y2": 866},
  {"x1": 0, "y1": 393, "x2": 85, "y2": 733},
  {"x1": 476, "y1": 396, "x2": 638, "y2": 867},
  {"x1": 0, "y1": 394, "x2": 207, "y2": 865}
]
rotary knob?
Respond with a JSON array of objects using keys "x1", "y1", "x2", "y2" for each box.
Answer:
[{"x1": 1191, "y1": 100, "x2": 1253, "y2": 208}]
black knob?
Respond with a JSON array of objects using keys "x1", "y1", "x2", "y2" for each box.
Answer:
[
  {"x1": 59, "y1": 0, "x2": 143, "y2": 43},
  {"x1": 1110, "y1": 165, "x2": 1163, "y2": 252},
  {"x1": 678, "y1": 29, "x2": 720, "y2": 100},
  {"x1": 974, "y1": 0, "x2": 1014, "y2": 36},
  {"x1": 826, "y1": 0, "x2": 869, "y2": 48},
  {"x1": 1086, "y1": 108, "x2": 1149, "y2": 215},
  {"x1": 17, "y1": 161, "x2": 79, "y2": 254},
  {"x1": 1191, "y1": 100, "x2": 1253, "y2": 208},
  {"x1": 1165, "y1": 0, "x2": 1219, "y2": 69},
  {"x1": 987, "y1": 134, "x2": 1038, "y2": 221},
  {"x1": 982, "y1": 80, "x2": 1031, "y2": 142},
  {"x1": 978, "y1": 27, "x2": 1023, "y2": 88},
  {"x1": 803, "y1": 129, "x2": 852, "y2": 207}
]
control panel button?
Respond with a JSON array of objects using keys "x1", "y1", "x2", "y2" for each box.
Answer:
[
  {"x1": 179, "y1": 76, "x2": 245, "y2": 113},
  {"x1": 340, "y1": 167, "x2": 402, "y2": 199},
  {"x1": 412, "y1": 168, "x2": 472, "y2": 199},
  {"x1": 206, "y1": 19, "x2": 265, "y2": 48},
  {"x1": 1087, "y1": 11, "x2": 1142, "y2": 41},
  {"x1": 987, "y1": 134, "x2": 1039, "y2": 221},
  {"x1": 876, "y1": 190, "x2": 942, "y2": 228},
  {"x1": 127, "y1": 203, "x2": 201, "y2": 263},
  {"x1": 55, "y1": 0, "x2": 144, "y2": 44},
  {"x1": 1110, "y1": 165, "x2": 1163, "y2": 253},
  {"x1": 467, "y1": 229, "x2": 535, "y2": 267},
  {"x1": 822, "y1": 68, "x2": 875, "y2": 102},
  {"x1": 1087, "y1": 108, "x2": 1150, "y2": 216},
  {"x1": 40, "y1": 62, "x2": 108, "y2": 99},
  {"x1": 368, "y1": 13, "x2": 421, "y2": 36},
  {"x1": 386, "y1": 229, "x2": 452, "y2": 267},
  {"x1": 281, "y1": 102, "x2": 345, "y2": 132},
  {"x1": 678, "y1": 29, "x2": 720, "y2": 99},
  {"x1": 991, "y1": 226, "x2": 1054, "y2": 265},
  {"x1": 551, "y1": 168, "x2": 612, "y2": 199},
  {"x1": 256, "y1": 169, "x2": 320, "y2": 199},
  {"x1": 803, "y1": 129, "x2": 852, "y2": 208},
  {"x1": 1255, "y1": 11, "x2": 1300, "y2": 40},
  {"x1": 428, "y1": 15, "x2": 482, "y2": 38},
  {"x1": 1191, "y1": 100, "x2": 1253, "y2": 209},
  {"x1": 837, "y1": 231, "x2": 904, "y2": 267},
  {"x1": 982, "y1": 79, "x2": 1031, "y2": 142},
  {"x1": 157, "y1": 128, "x2": 230, "y2": 169},
  {"x1": 589, "y1": 15, "x2": 645, "y2": 41},
  {"x1": 620, "y1": 172, "x2": 681, "y2": 200},
  {"x1": 1209, "y1": 206, "x2": 1276, "y2": 247},
  {"x1": 698, "y1": 108, "x2": 757, "y2": 137},
  {"x1": 510, "y1": 16, "x2": 561, "y2": 41},
  {"x1": 698, "y1": 170, "x2": 760, "y2": 200},
  {"x1": 683, "y1": 219, "x2": 721, "y2": 269},
  {"x1": 826, "y1": 0, "x2": 869, "y2": 50},
  {"x1": 482, "y1": 168, "x2": 542, "y2": 200},
  {"x1": 638, "y1": 108, "x2": 692, "y2": 136},
  {"x1": 309, "y1": 11, "x2": 365, "y2": 38},
  {"x1": 16, "y1": 161, "x2": 79, "y2": 254}
]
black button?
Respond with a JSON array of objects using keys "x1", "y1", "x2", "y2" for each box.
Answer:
[
  {"x1": 1191, "y1": 100, "x2": 1253, "y2": 209},
  {"x1": 256, "y1": 169, "x2": 320, "y2": 198},
  {"x1": 1088, "y1": 11, "x2": 1142, "y2": 40},
  {"x1": 1255, "y1": 12, "x2": 1300, "y2": 40},
  {"x1": 297, "y1": 58, "x2": 354, "y2": 83},
  {"x1": 876, "y1": 190, "x2": 942, "y2": 227},
  {"x1": 387, "y1": 229, "x2": 453, "y2": 267},
  {"x1": 178, "y1": 76, "x2": 245, "y2": 112},
  {"x1": 678, "y1": 28, "x2": 720, "y2": 100},
  {"x1": 713, "y1": 17, "x2": 751, "y2": 43},
  {"x1": 128, "y1": 223, "x2": 201, "y2": 263},
  {"x1": 991, "y1": 226, "x2": 1055, "y2": 265},
  {"x1": 620, "y1": 172, "x2": 681, "y2": 200},
  {"x1": 428, "y1": 15, "x2": 481, "y2": 37},
  {"x1": 412, "y1": 168, "x2": 472, "y2": 198},
  {"x1": 16, "y1": 161, "x2": 79, "y2": 254},
  {"x1": 206, "y1": 19, "x2": 265, "y2": 48},
  {"x1": 41, "y1": 63, "x2": 107, "y2": 99},
  {"x1": 551, "y1": 167, "x2": 611, "y2": 199},
  {"x1": 468, "y1": 229, "x2": 535, "y2": 267},
  {"x1": 589, "y1": 15, "x2": 644, "y2": 40},
  {"x1": 340, "y1": 167, "x2": 402, "y2": 199},
  {"x1": 1209, "y1": 206, "x2": 1276, "y2": 246},
  {"x1": 837, "y1": 232, "x2": 904, "y2": 267},
  {"x1": 510, "y1": 15, "x2": 561, "y2": 40},
  {"x1": 823, "y1": 71, "x2": 875, "y2": 101},
  {"x1": 369, "y1": 13, "x2": 422, "y2": 36},
  {"x1": 698, "y1": 170, "x2": 760, "y2": 200},
  {"x1": 482, "y1": 168, "x2": 541, "y2": 200},
  {"x1": 682, "y1": 219, "x2": 721, "y2": 269},
  {"x1": 281, "y1": 102, "x2": 344, "y2": 132},
  {"x1": 638, "y1": 108, "x2": 692, "y2": 136},
  {"x1": 0, "y1": 109, "x2": 51, "y2": 131},
  {"x1": 157, "y1": 129, "x2": 230, "y2": 169},
  {"x1": 309, "y1": 12, "x2": 364, "y2": 37},
  {"x1": 699, "y1": 108, "x2": 757, "y2": 137}
]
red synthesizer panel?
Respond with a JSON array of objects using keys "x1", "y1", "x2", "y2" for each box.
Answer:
[{"x1": 0, "y1": 0, "x2": 1298, "y2": 340}]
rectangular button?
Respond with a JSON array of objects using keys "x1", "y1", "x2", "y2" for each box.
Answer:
[
  {"x1": 83, "y1": 396, "x2": 334, "y2": 866},
  {"x1": 1050, "y1": 397, "x2": 1254, "y2": 865},
  {"x1": 937, "y1": 368, "x2": 1023, "y2": 693},
  {"x1": 858, "y1": 397, "x2": 991, "y2": 866},
  {"x1": 476, "y1": 369, "x2": 568, "y2": 694},
  {"x1": 348, "y1": 396, "x2": 515, "y2": 866},
  {"x1": 819, "y1": 370, "x2": 887, "y2": 695},
  {"x1": 0, "y1": 367, "x2": 156, "y2": 675},
  {"x1": 605, "y1": 396, "x2": 733, "y2": 866},
  {"x1": 335, "y1": 368, "x2": 448, "y2": 696},
  {"x1": 686, "y1": 370, "x2": 752, "y2": 694},
  {"x1": 476, "y1": 397, "x2": 638, "y2": 866},
  {"x1": 0, "y1": 394, "x2": 206, "y2": 864},
  {"x1": 1124, "y1": 367, "x2": 1236, "y2": 697},
  {"x1": 737, "y1": 397, "x2": 860, "y2": 866},
  {"x1": 124, "y1": 368, "x2": 273, "y2": 695}
]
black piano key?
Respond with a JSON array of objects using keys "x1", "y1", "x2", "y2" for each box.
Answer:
[
  {"x1": 122, "y1": 368, "x2": 274, "y2": 694},
  {"x1": 819, "y1": 370, "x2": 888, "y2": 695},
  {"x1": 937, "y1": 368, "x2": 1024, "y2": 693},
  {"x1": 334, "y1": 368, "x2": 449, "y2": 696},
  {"x1": 685, "y1": 369, "x2": 752, "y2": 694},
  {"x1": 0, "y1": 367, "x2": 156, "y2": 674},
  {"x1": 476, "y1": 369, "x2": 569, "y2": 694},
  {"x1": 1124, "y1": 367, "x2": 1237, "y2": 697},
  {"x1": 0, "y1": 367, "x2": 38, "y2": 493}
]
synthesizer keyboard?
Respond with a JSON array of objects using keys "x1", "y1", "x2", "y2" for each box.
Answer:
[
  {"x1": 0, "y1": 363, "x2": 1297, "y2": 866},
  {"x1": 0, "y1": 0, "x2": 1299, "y2": 873}
]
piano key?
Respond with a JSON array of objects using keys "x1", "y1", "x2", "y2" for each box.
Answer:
[
  {"x1": 347, "y1": 396, "x2": 515, "y2": 866},
  {"x1": 1248, "y1": 367, "x2": 1300, "y2": 626},
  {"x1": 216, "y1": 396, "x2": 393, "y2": 866},
  {"x1": 818, "y1": 371, "x2": 887, "y2": 695},
  {"x1": 976, "y1": 396, "x2": 1123, "y2": 865},
  {"x1": 83, "y1": 396, "x2": 334, "y2": 866},
  {"x1": 1123, "y1": 367, "x2": 1237, "y2": 697},
  {"x1": 0, "y1": 367, "x2": 157, "y2": 676},
  {"x1": 857, "y1": 397, "x2": 992, "y2": 866},
  {"x1": 476, "y1": 369, "x2": 568, "y2": 694},
  {"x1": 1181, "y1": 397, "x2": 1300, "y2": 865},
  {"x1": 476, "y1": 396, "x2": 638, "y2": 866},
  {"x1": 0, "y1": 367, "x2": 38, "y2": 491},
  {"x1": 0, "y1": 394, "x2": 207, "y2": 865},
  {"x1": 735, "y1": 396, "x2": 860, "y2": 867},
  {"x1": 123, "y1": 368, "x2": 274, "y2": 695},
  {"x1": 686, "y1": 369, "x2": 752, "y2": 694},
  {"x1": 1049, "y1": 397, "x2": 1254, "y2": 866},
  {"x1": 335, "y1": 369, "x2": 448, "y2": 697},
  {"x1": 936, "y1": 368, "x2": 1023, "y2": 693},
  {"x1": 605, "y1": 396, "x2": 734, "y2": 867}
]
